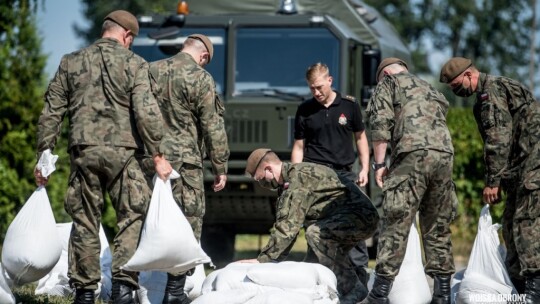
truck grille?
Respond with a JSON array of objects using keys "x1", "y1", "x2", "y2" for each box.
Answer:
[{"x1": 228, "y1": 119, "x2": 268, "y2": 143}]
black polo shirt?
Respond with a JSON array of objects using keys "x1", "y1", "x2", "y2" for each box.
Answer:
[{"x1": 294, "y1": 91, "x2": 365, "y2": 167}]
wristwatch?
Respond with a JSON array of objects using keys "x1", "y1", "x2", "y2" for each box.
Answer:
[{"x1": 371, "y1": 162, "x2": 386, "y2": 171}]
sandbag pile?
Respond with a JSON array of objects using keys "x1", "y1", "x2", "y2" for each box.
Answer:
[
  {"x1": 0, "y1": 264, "x2": 15, "y2": 304},
  {"x1": 34, "y1": 222, "x2": 112, "y2": 300},
  {"x1": 136, "y1": 265, "x2": 206, "y2": 303},
  {"x1": 367, "y1": 219, "x2": 432, "y2": 304},
  {"x1": 452, "y1": 205, "x2": 516, "y2": 304},
  {"x1": 193, "y1": 261, "x2": 339, "y2": 304}
]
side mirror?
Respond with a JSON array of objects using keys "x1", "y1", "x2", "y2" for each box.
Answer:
[{"x1": 361, "y1": 48, "x2": 381, "y2": 106}]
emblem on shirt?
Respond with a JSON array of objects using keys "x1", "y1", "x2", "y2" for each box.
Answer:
[{"x1": 338, "y1": 114, "x2": 347, "y2": 126}]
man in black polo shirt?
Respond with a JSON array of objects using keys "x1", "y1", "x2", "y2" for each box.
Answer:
[{"x1": 292, "y1": 62, "x2": 370, "y2": 287}]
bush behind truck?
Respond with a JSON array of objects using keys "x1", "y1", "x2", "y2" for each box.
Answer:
[{"x1": 132, "y1": 0, "x2": 411, "y2": 266}]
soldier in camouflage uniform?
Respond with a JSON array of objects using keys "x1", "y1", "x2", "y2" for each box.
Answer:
[
  {"x1": 148, "y1": 34, "x2": 230, "y2": 304},
  {"x1": 242, "y1": 148, "x2": 379, "y2": 304},
  {"x1": 33, "y1": 10, "x2": 172, "y2": 304},
  {"x1": 440, "y1": 57, "x2": 540, "y2": 303},
  {"x1": 362, "y1": 58, "x2": 458, "y2": 304}
]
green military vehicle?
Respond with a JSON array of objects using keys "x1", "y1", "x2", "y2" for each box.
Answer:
[{"x1": 132, "y1": 0, "x2": 410, "y2": 266}]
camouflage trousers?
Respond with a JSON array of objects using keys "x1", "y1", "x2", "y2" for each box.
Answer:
[
  {"x1": 170, "y1": 161, "x2": 205, "y2": 241},
  {"x1": 65, "y1": 145, "x2": 151, "y2": 290},
  {"x1": 305, "y1": 196, "x2": 379, "y2": 303},
  {"x1": 375, "y1": 149, "x2": 457, "y2": 280}
]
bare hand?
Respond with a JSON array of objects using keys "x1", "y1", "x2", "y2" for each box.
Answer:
[
  {"x1": 357, "y1": 170, "x2": 368, "y2": 187},
  {"x1": 237, "y1": 258, "x2": 259, "y2": 264},
  {"x1": 483, "y1": 186, "x2": 501, "y2": 205},
  {"x1": 375, "y1": 167, "x2": 388, "y2": 188},
  {"x1": 153, "y1": 154, "x2": 173, "y2": 181},
  {"x1": 213, "y1": 174, "x2": 227, "y2": 192},
  {"x1": 34, "y1": 167, "x2": 49, "y2": 186}
]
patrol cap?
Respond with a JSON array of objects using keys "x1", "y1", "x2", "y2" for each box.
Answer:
[
  {"x1": 376, "y1": 57, "x2": 408, "y2": 82},
  {"x1": 245, "y1": 148, "x2": 272, "y2": 176},
  {"x1": 188, "y1": 34, "x2": 214, "y2": 62},
  {"x1": 104, "y1": 10, "x2": 139, "y2": 36},
  {"x1": 439, "y1": 57, "x2": 472, "y2": 83}
]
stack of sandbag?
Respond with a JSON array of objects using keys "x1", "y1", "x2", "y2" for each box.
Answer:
[
  {"x1": 193, "y1": 261, "x2": 339, "y2": 304},
  {"x1": 0, "y1": 264, "x2": 15, "y2": 304},
  {"x1": 367, "y1": 219, "x2": 432, "y2": 304},
  {"x1": 122, "y1": 171, "x2": 211, "y2": 275},
  {"x1": 452, "y1": 205, "x2": 516, "y2": 304},
  {"x1": 136, "y1": 264, "x2": 206, "y2": 303},
  {"x1": 34, "y1": 222, "x2": 113, "y2": 300}
]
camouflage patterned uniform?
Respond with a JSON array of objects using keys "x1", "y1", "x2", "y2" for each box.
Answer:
[
  {"x1": 37, "y1": 38, "x2": 164, "y2": 290},
  {"x1": 473, "y1": 73, "x2": 540, "y2": 279},
  {"x1": 149, "y1": 52, "x2": 229, "y2": 240},
  {"x1": 367, "y1": 72, "x2": 458, "y2": 280},
  {"x1": 257, "y1": 162, "x2": 379, "y2": 303}
]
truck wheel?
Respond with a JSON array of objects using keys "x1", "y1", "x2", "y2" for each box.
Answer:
[{"x1": 201, "y1": 226, "x2": 236, "y2": 268}]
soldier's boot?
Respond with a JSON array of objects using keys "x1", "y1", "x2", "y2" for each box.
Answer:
[
  {"x1": 524, "y1": 276, "x2": 540, "y2": 304},
  {"x1": 359, "y1": 275, "x2": 392, "y2": 304},
  {"x1": 111, "y1": 280, "x2": 135, "y2": 304},
  {"x1": 430, "y1": 275, "x2": 451, "y2": 304},
  {"x1": 339, "y1": 281, "x2": 368, "y2": 304},
  {"x1": 511, "y1": 276, "x2": 526, "y2": 294},
  {"x1": 73, "y1": 289, "x2": 95, "y2": 304},
  {"x1": 162, "y1": 273, "x2": 191, "y2": 304}
]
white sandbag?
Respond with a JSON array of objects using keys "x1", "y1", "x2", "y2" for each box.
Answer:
[
  {"x1": 367, "y1": 220, "x2": 431, "y2": 304},
  {"x1": 246, "y1": 262, "x2": 318, "y2": 289},
  {"x1": 137, "y1": 264, "x2": 206, "y2": 304},
  {"x1": 122, "y1": 171, "x2": 210, "y2": 274},
  {"x1": 201, "y1": 268, "x2": 221, "y2": 294},
  {"x1": 0, "y1": 264, "x2": 15, "y2": 304},
  {"x1": 455, "y1": 205, "x2": 516, "y2": 304},
  {"x1": 450, "y1": 269, "x2": 465, "y2": 304},
  {"x1": 245, "y1": 290, "x2": 314, "y2": 304},
  {"x1": 211, "y1": 262, "x2": 254, "y2": 292},
  {"x1": 312, "y1": 263, "x2": 338, "y2": 293},
  {"x1": 192, "y1": 289, "x2": 258, "y2": 304},
  {"x1": 1, "y1": 186, "x2": 62, "y2": 285},
  {"x1": 35, "y1": 223, "x2": 113, "y2": 300}
]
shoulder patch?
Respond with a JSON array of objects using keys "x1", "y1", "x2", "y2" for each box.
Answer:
[{"x1": 342, "y1": 95, "x2": 357, "y2": 103}]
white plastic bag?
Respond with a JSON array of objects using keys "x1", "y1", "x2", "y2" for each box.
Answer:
[
  {"x1": 34, "y1": 222, "x2": 112, "y2": 300},
  {"x1": 0, "y1": 264, "x2": 15, "y2": 304},
  {"x1": 367, "y1": 219, "x2": 431, "y2": 304},
  {"x1": 455, "y1": 205, "x2": 516, "y2": 304},
  {"x1": 1, "y1": 186, "x2": 62, "y2": 285},
  {"x1": 122, "y1": 171, "x2": 210, "y2": 273}
]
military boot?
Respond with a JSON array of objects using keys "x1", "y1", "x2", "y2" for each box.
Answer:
[
  {"x1": 73, "y1": 289, "x2": 95, "y2": 304},
  {"x1": 524, "y1": 276, "x2": 540, "y2": 304},
  {"x1": 162, "y1": 273, "x2": 191, "y2": 304},
  {"x1": 430, "y1": 275, "x2": 451, "y2": 304},
  {"x1": 111, "y1": 280, "x2": 135, "y2": 304},
  {"x1": 359, "y1": 275, "x2": 392, "y2": 304}
]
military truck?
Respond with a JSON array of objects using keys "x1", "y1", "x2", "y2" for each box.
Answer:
[{"x1": 132, "y1": 0, "x2": 410, "y2": 266}]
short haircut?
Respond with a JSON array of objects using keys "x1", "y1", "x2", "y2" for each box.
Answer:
[
  {"x1": 101, "y1": 19, "x2": 123, "y2": 35},
  {"x1": 306, "y1": 62, "x2": 330, "y2": 82}
]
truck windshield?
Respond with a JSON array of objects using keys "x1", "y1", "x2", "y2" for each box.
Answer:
[
  {"x1": 133, "y1": 28, "x2": 226, "y2": 94},
  {"x1": 235, "y1": 27, "x2": 340, "y2": 97}
]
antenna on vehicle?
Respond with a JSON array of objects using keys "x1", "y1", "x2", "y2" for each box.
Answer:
[{"x1": 277, "y1": 0, "x2": 298, "y2": 15}]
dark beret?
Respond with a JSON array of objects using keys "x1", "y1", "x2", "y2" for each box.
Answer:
[
  {"x1": 376, "y1": 57, "x2": 408, "y2": 82},
  {"x1": 439, "y1": 57, "x2": 472, "y2": 83},
  {"x1": 104, "y1": 10, "x2": 139, "y2": 36}
]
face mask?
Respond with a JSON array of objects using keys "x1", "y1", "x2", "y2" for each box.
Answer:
[
  {"x1": 258, "y1": 169, "x2": 280, "y2": 190},
  {"x1": 452, "y1": 76, "x2": 474, "y2": 97}
]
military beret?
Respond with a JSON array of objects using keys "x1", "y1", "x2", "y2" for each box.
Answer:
[
  {"x1": 376, "y1": 57, "x2": 408, "y2": 82},
  {"x1": 245, "y1": 148, "x2": 272, "y2": 176},
  {"x1": 439, "y1": 57, "x2": 472, "y2": 83},
  {"x1": 189, "y1": 34, "x2": 214, "y2": 62},
  {"x1": 104, "y1": 10, "x2": 139, "y2": 36}
]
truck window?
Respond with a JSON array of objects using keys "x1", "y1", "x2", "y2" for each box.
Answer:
[
  {"x1": 133, "y1": 28, "x2": 226, "y2": 95},
  {"x1": 235, "y1": 27, "x2": 340, "y2": 97}
]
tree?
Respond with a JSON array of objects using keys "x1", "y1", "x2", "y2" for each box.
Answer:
[{"x1": 0, "y1": 0, "x2": 71, "y2": 240}]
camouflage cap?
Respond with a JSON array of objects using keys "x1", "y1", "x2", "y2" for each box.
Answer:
[
  {"x1": 104, "y1": 10, "x2": 139, "y2": 36},
  {"x1": 245, "y1": 148, "x2": 272, "y2": 176},
  {"x1": 189, "y1": 34, "x2": 214, "y2": 62},
  {"x1": 439, "y1": 57, "x2": 472, "y2": 83},
  {"x1": 376, "y1": 57, "x2": 408, "y2": 82}
]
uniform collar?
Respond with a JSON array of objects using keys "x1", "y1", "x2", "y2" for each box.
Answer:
[
  {"x1": 476, "y1": 73, "x2": 488, "y2": 93},
  {"x1": 282, "y1": 162, "x2": 292, "y2": 183}
]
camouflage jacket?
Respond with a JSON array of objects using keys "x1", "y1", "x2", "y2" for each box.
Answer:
[
  {"x1": 473, "y1": 73, "x2": 539, "y2": 187},
  {"x1": 257, "y1": 162, "x2": 378, "y2": 262},
  {"x1": 149, "y1": 52, "x2": 229, "y2": 175},
  {"x1": 367, "y1": 72, "x2": 454, "y2": 160},
  {"x1": 37, "y1": 38, "x2": 164, "y2": 157}
]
